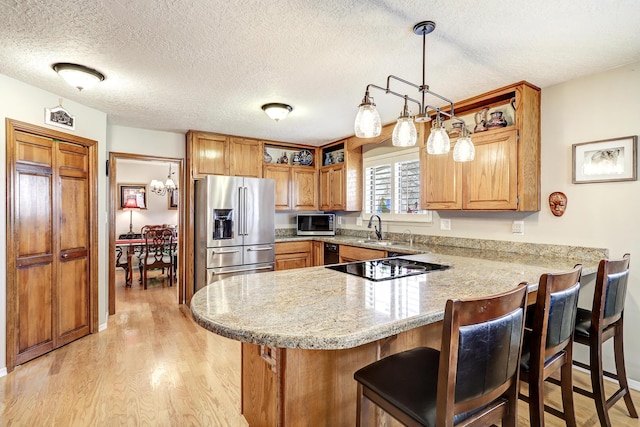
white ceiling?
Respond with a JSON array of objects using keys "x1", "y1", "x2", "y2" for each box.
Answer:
[{"x1": 1, "y1": 0, "x2": 639, "y2": 146}]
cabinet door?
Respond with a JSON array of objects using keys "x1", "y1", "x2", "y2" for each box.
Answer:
[
  {"x1": 339, "y1": 245, "x2": 386, "y2": 263},
  {"x1": 329, "y1": 166, "x2": 345, "y2": 210},
  {"x1": 275, "y1": 241, "x2": 312, "y2": 270},
  {"x1": 192, "y1": 133, "x2": 229, "y2": 177},
  {"x1": 421, "y1": 147, "x2": 462, "y2": 210},
  {"x1": 463, "y1": 129, "x2": 518, "y2": 210},
  {"x1": 230, "y1": 137, "x2": 262, "y2": 177},
  {"x1": 291, "y1": 167, "x2": 318, "y2": 211},
  {"x1": 264, "y1": 165, "x2": 291, "y2": 211},
  {"x1": 312, "y1": 241, "x2": 324, "y2": 266},
  {"x1": 319, "y1": 168, "x2": 331, "y2": 210}
]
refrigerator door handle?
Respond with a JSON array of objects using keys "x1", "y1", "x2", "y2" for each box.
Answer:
[
  {"x1": 243, "y1": 186, "x2": 249, "y2": 236},
  {"x1": 222, "y1": 266, "x2": 273, "y2": 273},
  {"x1": 213, "y1": 249, "x2": 241, "y2": 254},
  {"x1": 247, "y1": 247, "x2": 273, "y2": 251},
  {"x1": 238, "y1": 186, "x2": 244, "y2": 236}
]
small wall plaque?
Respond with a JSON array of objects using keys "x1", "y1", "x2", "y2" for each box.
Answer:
[{"x1": 45, "y1": 104, "x2": 75, "y2": 130}]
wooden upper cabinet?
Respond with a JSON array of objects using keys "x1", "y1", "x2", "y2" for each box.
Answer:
[
  {"x1": 187, "y1": 131, "x2": 229, "y2": 178},
  {"x1": 263, "y1": 164, "x2": 291, "y2": 210},
  {"x1": 420, "y1": 81, "x2": 540, "y2": 211},
  {"x1": 263, "y1": 143, "x2": 318, "y2": 212},
  {"x1": 464, "y1": 129, "x2": 518, "y2": 210},
  {"x1": 229, "y1": 137, "x2": 262, "y2": 177},
  {"x1": 319, "y1": 140, "x2": 362, "y2": 211},
  {"x1": 291, "y1": 167, "x2": 318, "y2": 211}
]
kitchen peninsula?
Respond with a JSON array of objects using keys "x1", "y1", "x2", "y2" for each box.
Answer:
[{"x1": 191, "y1": 244, "x2": 604, "y2": 426}]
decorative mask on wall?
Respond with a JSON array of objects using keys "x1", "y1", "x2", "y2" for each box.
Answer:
[{"x1": 549, "y1": 192, "x2": 567, "y2": 217}]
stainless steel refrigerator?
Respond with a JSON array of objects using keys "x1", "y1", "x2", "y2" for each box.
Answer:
[{"x1": 194, "y1": 175, "x2": 275, "y2": 292}]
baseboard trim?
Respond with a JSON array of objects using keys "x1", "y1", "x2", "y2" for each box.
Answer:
[
  {"x1": 573, "y1": 364, "x2": 640, "y2": 391},
  {"x1": 0, "y1": 367, "x2": 7, "y2": 378}
]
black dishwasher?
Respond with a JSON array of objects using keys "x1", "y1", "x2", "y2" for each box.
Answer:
[{"x1": 324, "y1": 243, "x2": 340, "y2": 265}]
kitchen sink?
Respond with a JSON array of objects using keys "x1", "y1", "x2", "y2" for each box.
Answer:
[{"x1": 352, "y1": 239, "x2": 399, "y2": 246}]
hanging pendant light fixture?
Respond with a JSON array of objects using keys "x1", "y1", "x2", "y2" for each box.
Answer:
[
  {"x1": 353, "y1": 20, "x2": 474, "y2": 160},
  {"x1": 392, "y1": 97, "x2": 417, "y2": 147},
  {"x1": 452, "y1": 125, "x2": 475, "y2": 162},
  {"x1": 150, "y1": 164, "x2": 177, "y2": 196}
]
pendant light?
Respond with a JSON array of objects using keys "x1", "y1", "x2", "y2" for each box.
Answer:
[
  {"x1": 392, "y1": 97, "x2": 417, "y2": 147},
  {"x1": 150, "y1": 164, "x2": 177, "y2": 196},
  {"x1": 452, "y1": 125, "x2": 475, "y2": 162},
  {"x1": 354, "y1": 90, "x2": 381, "y2": 138},
  {"x1": 353, "y1": 20, "x2": 474, "y2": 161},
  {"x1": 426, "y1": 113, "x2": 450, "y2": 154}
]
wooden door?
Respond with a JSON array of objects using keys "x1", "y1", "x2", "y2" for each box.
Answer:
[
  {"x1": 229, "y1": 137, "x2": 262, "y2": 177},
  {"x1": 264, "y1": 164, "x2": 291, "y2": 211},
  {"x1": 463, "y1": 129, "x2": 518, "y2": 210},
  {"x1": 56, "y1": 142, "x2": 91, "y2": 346},
  {"x1": 291, "y1": 167, "x2": 318, "y2": 211},
  {"x1": 6, "y1": 119, "x2": 97, "y2": 371},
  {"x1": 13, "y1": 132, "x2": 56, "y2": 364}
]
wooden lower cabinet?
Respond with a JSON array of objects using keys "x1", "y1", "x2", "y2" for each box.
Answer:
[
  {"x1": 339, "y1": 245, "x2": 386, "y2": 263},
  {"x1": 312, "y1": 241, "x2": 324, "y2": 266},
  {"x1": 241, "y1": 322, "x2": 442, "y2": 426},
  {"x1": 274, "y1": 241, "x2": 313, "y2": 270}
]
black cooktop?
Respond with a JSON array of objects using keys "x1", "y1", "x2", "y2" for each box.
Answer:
[{"x1": 326, "y1": 258, "x2": 450, "y2": 281}]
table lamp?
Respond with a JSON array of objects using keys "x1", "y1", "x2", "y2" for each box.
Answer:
[{"x1": 123, "y1": 196, "x2": 140, "y2": 234}]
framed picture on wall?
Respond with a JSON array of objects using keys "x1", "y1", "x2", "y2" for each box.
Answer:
[
  {"x1": 572, "y1": 135, "x2": 637, "y2": 184},
  {"x1": 169, "y1": 189, "x2": 178, "y2": 210},
  {"x1": 118, "y1": 184, "x2": 147, "y2": 209}
]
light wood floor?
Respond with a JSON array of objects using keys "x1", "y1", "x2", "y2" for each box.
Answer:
[{"x1": 1, "y1": 270, "x2": 638, "y2": 426}]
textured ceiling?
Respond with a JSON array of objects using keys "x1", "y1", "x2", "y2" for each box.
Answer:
[{"x1": 1, "y1": 0, "x2": 639, "y2": 146}]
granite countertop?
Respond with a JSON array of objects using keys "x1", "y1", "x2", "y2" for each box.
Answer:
[{"x1": 191, "y1": 247, "x2": 602, "y2": 351}]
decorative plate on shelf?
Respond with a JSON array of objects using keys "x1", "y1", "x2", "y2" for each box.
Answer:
[{"x1": 298, "y1": 149, "x2": 313, "y2": 166}]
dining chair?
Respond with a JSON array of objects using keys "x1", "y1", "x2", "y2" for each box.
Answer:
[
  {"x1": 571, "y1": 253, "x2": 637, "y2": 427},
  {"x1": 115, "y1": 245, "x2": 131, "y2": 287},
  {"x1": 518, "y1": 265, "x2": 582, "y2": 426},
  {"x1": 354, "y1": 283, "x2": 528, "y2": 427},
  {"x1": 140, "y1": 228, "x2": 174, "y2": 289},
  {"x1": 138, "y1": 224, "x2": 165, "y2": 284}
]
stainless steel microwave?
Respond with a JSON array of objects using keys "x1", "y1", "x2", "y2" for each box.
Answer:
[{"x1": 296, "y1": 214, "x2": 335, "y2": 236}]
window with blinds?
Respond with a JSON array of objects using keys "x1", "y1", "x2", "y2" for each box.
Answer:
[
  {"x1": 395, "y1": 160, "x2": 423, "y2": 214},
  {"x1": 364, "y1": 164, "x2": 392, "y2": 214}
]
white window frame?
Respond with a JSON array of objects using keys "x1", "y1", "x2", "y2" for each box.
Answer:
[{"x1": 361, "y1": 147, "x2": 432, "y2": 223}]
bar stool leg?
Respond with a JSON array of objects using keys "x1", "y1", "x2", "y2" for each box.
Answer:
[
  {"x1": 528, "y1": 376, "x2": 545, "y2": 427},
  {"x1": 560, "y1": 355, "x2": 577, "y2": 427},
  {"x1": 590, "y1": 332, "x2": 612, "y2": 427},
  {"x1": 614, "y1": 319, "x2": 639, "y2": 418}
]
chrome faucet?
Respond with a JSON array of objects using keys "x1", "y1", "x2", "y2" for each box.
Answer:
[
  {"x1": 367, "y1": 215, "x2": 382, "y2": 240},
  {"x1": 402, "y1": 228, "x2": 413, "y2": 246}
]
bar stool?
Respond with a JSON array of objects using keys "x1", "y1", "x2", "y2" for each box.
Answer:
[
  {"x1": 572, "y1": 253, "x2": 637, "y2": 427},
  {"x1": 518, "y1": 265, "x2": 582, "y2": 426},
  {"x1": 353, "y1": 284, "x2": 527, "y2": 427}
]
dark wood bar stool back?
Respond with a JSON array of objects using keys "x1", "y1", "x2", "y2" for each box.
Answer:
[
  {"x1": 354, "y1": 283, "x2": 528, "y2": 427},
  {"x1": 518, "y1": 265, "x2": 582, "y2": 426},
  {"x1": 572, "y1": 253, "x2": 637, "y2": 426}
]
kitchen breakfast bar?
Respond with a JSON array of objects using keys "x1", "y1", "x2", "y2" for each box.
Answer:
[{"x1": 191, "y1": 242, "x2": 605, "y2": 426}]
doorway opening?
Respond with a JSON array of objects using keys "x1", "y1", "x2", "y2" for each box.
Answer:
[{"x1": 108, "y1": 152, "x2": 185, "y2": 315}]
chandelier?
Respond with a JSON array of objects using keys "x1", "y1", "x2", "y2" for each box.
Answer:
[
  {"x1": 150, "y1": 164, "x2": 177, "y2": 196},
  {"x1": 354, "y1": 20, "x2": 475, "y2": 162}
]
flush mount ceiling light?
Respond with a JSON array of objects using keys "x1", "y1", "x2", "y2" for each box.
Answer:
[
  {"x1": 354, "y1": 20, "x2": 475, "y2": 161},
  {"x1": 52, "y1": 62, "x2": 105, "y2": 91},
  {"x1": 261, "y1": 103, "x2": 293, "y2": 122}
]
